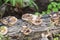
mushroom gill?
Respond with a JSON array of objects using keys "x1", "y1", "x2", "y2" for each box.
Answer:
[
  {"x1": 1, "y1": 16, "x2": 18, "y2": 26},
  {"x1": 21, "y1": 26, "x2": 32, "y2": 35},
  {"x1": 22, "y1": 13, "x2": 33, "y2": 21},
  {"x1": 31, "y1": 15, "x2": 42, "y2": 25}
]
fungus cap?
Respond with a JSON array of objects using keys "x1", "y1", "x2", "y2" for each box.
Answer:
[
  {"x1": 1, "y1": 16, "x2": 18, "y2": 26},
  {"x1": 21, "y1": 26, "x2": 32, "y2": 35},
  {"x1": 0, "y1": 26, "x2": 8, "y2": 35},
  {"x1": 22, "y1": 13, "x2": 33, "y2": 21}
]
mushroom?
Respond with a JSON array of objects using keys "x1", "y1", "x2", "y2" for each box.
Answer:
[
  {"x1": 7, "y1": 16, "x2": 18, "y2": 26},
  {"x1": 22, "y1": 13, "x2": 33, "y2": 21},
  {"x1": 22, "y1": 13, "x2": 42, "y2": 25},
  {"x1": 41, "y1": 32, "x2": 52, "y2": 38},
  {"x1": 58, "y1": 11, "x2": 60, "y2": 18},
  {"x1": 41, "y1": 33, "x2": 49, "y2": 40},
  {"x1": 50, "y1": 12, "x2": 59, "y2": 26},
  {"x1": 0, "y1": 26, "x2": 8, "y2": 35},
  {"x1": 31, "y1": 15, "x2": 42, "y2": 25},
  {"x1": 50, "y1": 12, "x2": 59, "y2": 20},
  {"x1": 1, "y1": 16, "x2": 18, "y2": 26},
  {"x1": 57, "y1": 12, "x2": 60, "y2": 25},
  {"x1": 0, "y1": 18, "x2": 8, "y2": 25},
  {"x1": 21, "y1": 26, "x2": 32, "y2": 35}
]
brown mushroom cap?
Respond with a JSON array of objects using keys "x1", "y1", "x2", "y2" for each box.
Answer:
[
  {"x1": 0, "y1": 26, "x2": 8, "y2": 35},
  {"x1": 50, "y1": 13, "x2": 59, "y2": 24},
  {"x1": 21, "y1": 26, "x2": 32, "y2": 35},
  {"x1": 32, "y1": 19, "x2": 42, "y2": 25},
  {"x1": 1, "y1": 16, "x2": 17, "y2": 26},
  {"x1": 1, "y1": 19, "x2": 8, "y2": 25},
  {"x1": 23, "y1": 28, "x2": 32, "y2": 35},
  {"x1": 50, "y1": 13, "x2": 59, "y2": 20},
  {"x1": 41, "y1": 32, "x2": 51, "y2": 38},
  {"x1": 50, "y1": 13, "x2": 60, "y2": 25},
  {"x1": 31, "y1": 15, "x2": 42, "y2": 25},
  {"x1": 45, "y1": 33, "x2": 51, "y2": 37},
  {"x1": 22, "y1": 14, "x2": 42, "y2": 25},
  {"x1": 8, "y1": 16, "x2": 17, "y2": 26},
  {"x1": 22, "y1": 13, "x2": 33, "y2": 21}
]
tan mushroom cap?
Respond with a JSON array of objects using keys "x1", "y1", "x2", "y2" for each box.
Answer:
[
  {"x1": 1, "y1": 19, "x2": 8, "y2": 25},
  {"x1": 22, "y1": 13, "x2": 42, "y2": 25},
  {"x1": 31, "y1": 15, "x2": 42, "y2": 25},
  {"x1": 1, "y1": 16, "x2": 18, "y2": 26},
  {"x1": 50, "y1": 13, "x2": 59, "y2": 20},
  {"x1": 41, "y1": 32, "x2": 51, "y2": 37},
  {"x1": 50, "y1": 13, "x2": 60, "y2": 26},
  {"x1": 23, "y1": 28, "x2": 32, "y2": 35},
  {"x1": 45, "y1": 33, "x2": 51, "y2": 37},
  {"x1": 8, "y1": 16, "x2": 18, "y2": 26},
  {"x1": 31, "y1": 19, "x2": 42, "y2": 25},
  {"x1": 22, "y1": 13, "x2": 33, "y2": 21},
  {"x1": 56, "y1": 19, "x2": 60, "y2": 26},
  {"x1": 21, "y1": 26, "x2": 32, "y2": 35},
  {"x1": 0, "y1": 26, "x2": 8, "y2": 35}
]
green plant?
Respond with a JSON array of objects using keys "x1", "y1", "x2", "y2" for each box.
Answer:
[
  {"x1": 47, "y1": 2, "x2": 58, "y2": 12},
  {"x1": 0, "y1": 33, "x2": 5, "y2": 40},
  {"x1": 47, "y1": 10, "x2": 51, "y2": 14},
  {"x1": 0, "y1": 0, "x2": 38, "y2": 18},
  {"x1": 0, "y1": 33, "x2": 10, "y2": 40},
  {"x1": 0, "y1": 36, "x2": 10, "y2": 40},
  {"x1": 54, "y1": 37, "x2": 58, "y2": 40},
  {"x1": 57, "y1": 3, "x2": 60, "y2": 9},
  {"x1": 39, "y1": 2, "x2": 60, "y2": 15},
  {"x1": 54, "y1": 0, "x2": 60, "y2": 2},
  {"x1": 34, "y1": 12, "x2": 40, "y2": 16},
  {"x1": 34, "y1": 2, "x2": 60, "y2": 15},
  {"x1": 0, "y1": 0, "x2": 3, "y2": 6},
  {"x1": 4, "y1": 0, "x2": 38, "y2": 10},
  {"x1": 42, "y1": 11, "x2": 46, "y2": 15},
  {"x1": 53, "y1": 34, "x2": 60, "y2": 40}
]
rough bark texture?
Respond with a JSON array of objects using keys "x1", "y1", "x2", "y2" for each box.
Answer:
[
  {"x1": 0, "y1": 0, "x2": 60, "y2": 40},
  {"x1": 0, "y1": 14, "x2": 59, "y2": 40}
]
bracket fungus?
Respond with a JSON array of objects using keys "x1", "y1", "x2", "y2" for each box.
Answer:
[
  {"x1": 50, "y1": 12, "x2": 60, "y2": 26},
  {"x1": 31, "y1": 15, "x2": 42, "y2": 25},
  {"x1": 22, "y1": 13, "x2": 42, "y2": 25},
  {"x1": 1, "y1": 16, "x2": 18, "y2": 26},
  {"x1": 22, "y1": 13, "x2": 33, "y2": 21},
  {"x1": 21, "y1": 26, "x2": 32, "y2": 35},
  {"x1": 0, "y1": 26, "x2": 8, "y2": 35}
]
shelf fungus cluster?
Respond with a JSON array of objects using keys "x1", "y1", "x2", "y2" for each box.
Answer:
[
  {"x1": 50, "y1": 12, "x2": 60, "y2": 26},
  {"x1": 21, "y1": 26, "x2": 32, "y2": 35},
  {"x1": 0, "y1": 16, "x2": 18, "y2": 26},
  {"x1": 0, "y1": 26, "x2": 8, "y2": 35},
  {"x1": 22, "y1": 13, "x2": 42, "y2": 25}
]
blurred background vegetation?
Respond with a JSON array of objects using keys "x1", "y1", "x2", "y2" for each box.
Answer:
[{"x1": 0, "y1": 0, "x2": 60, "y2": 18}]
